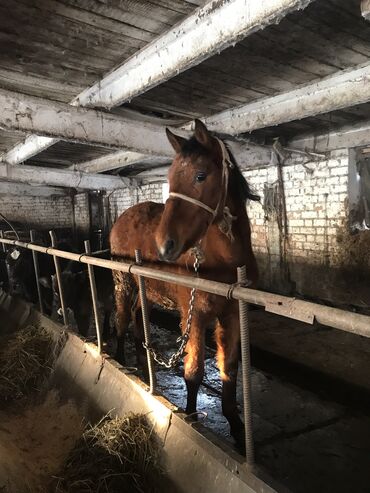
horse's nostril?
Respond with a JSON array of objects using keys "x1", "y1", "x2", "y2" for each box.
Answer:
[{"x1": 164, "y1": 238, "x2": 175, "y2": 255}]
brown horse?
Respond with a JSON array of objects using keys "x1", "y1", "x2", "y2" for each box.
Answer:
[{"x1": 110, "y1": 120, "x2": 259, "y2": 448}]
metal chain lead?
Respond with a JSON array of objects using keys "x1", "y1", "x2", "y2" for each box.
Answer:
[{"x1": 143, "y1": 249, "x2": 200, "y2": 369}]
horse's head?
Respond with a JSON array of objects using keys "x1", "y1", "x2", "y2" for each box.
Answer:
[{"x1": 156, "y1": 120, "x2": 229, "y2": 262}]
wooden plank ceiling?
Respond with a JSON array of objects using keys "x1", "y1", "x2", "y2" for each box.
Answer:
[{"x1": 0, "y1": 0, "x2": 370, "y2": 170}]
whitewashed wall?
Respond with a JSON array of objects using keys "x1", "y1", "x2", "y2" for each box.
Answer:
[{"x1": 106, "y1": 151, "x2": 369, "y2": 308}]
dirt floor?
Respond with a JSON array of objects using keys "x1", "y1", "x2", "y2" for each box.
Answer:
[
  {"x1": 0, "y1": 391, "x2": 84, "y2": 493},
  {"x1": 115, "y1": 308, "x2": 370, "y2": 493}
]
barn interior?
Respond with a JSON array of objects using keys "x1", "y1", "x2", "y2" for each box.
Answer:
[{"x1": 0, "y1": 0, "x2": 370, "y2": 492}]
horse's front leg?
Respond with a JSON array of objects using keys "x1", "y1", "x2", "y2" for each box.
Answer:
[
  {"x1": 182, "y1": 311, "x2": 206, "y2": 415},
  {"x1": 113, "y1": 271, "x2": 133, "y2": 366},
  {"x1": 216, "y1": 307, "x2": 245, "y2": 450}
]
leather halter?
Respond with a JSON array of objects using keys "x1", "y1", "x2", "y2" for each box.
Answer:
[{"x1": 168, "y1": 138, "x2": 234, "y2": 233}]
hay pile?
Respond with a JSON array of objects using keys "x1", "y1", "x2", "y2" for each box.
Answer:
[
  {"x1": 0, "y1": 325, "x2": 59, "y2": 403},
  {"x1": 53, "y1": 413, "x2": 161, "y2": 493}
]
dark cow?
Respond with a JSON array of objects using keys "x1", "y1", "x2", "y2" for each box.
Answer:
[{"x1": 44, "y1": 262, "x2": 113, "y2": 339}]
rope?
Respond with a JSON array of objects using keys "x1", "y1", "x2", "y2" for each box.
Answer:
[{"x1": 167, "y1": 137, "x2": 236, "y2": 241}]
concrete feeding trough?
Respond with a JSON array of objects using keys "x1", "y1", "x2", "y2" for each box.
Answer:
[{"x1": 0, "y1": 291, "x2": 278, "y2": 493}]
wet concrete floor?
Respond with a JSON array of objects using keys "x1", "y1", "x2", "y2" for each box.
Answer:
[{"x1": 104, "y1": 308, "x2": 370, "y2": 493}]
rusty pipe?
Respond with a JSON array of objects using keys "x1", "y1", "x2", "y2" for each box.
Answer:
[{"x1": 0, "y1": 237, "x2": 368, "y2": 338}]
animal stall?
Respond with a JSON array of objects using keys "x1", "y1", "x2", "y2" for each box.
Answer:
[{"x1": 0, "y1": 0, "x2": 370, "y2": 493}]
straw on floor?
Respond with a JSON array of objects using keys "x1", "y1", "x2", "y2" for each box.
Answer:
[
  {"x1": 53, "y1": 413, "x2": 161, "y2": 493},
  {"x1": 0, "y1": 325, "x2": 59, "y2": 403}
]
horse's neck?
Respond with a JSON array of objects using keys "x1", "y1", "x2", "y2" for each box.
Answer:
[{"x1": 203, "y1": 202, "x2": 251, "y2": 262}]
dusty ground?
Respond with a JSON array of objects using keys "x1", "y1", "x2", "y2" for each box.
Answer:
[{"x1": 0, "y1": 391, "x2": 84, "y2": 493}]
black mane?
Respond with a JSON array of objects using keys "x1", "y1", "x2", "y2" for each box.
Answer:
[{"x1": 226, "y1": 144, "x2": 260, "y2": 204}]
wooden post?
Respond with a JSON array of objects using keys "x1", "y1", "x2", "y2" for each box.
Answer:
[{"x1": 0, "y1": 231, "x2": 5, "y2": 253}]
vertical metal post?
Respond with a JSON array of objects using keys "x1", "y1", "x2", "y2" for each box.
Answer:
[
  {"x1": 49, "y1": 230, "x2": 68, "y2": 327},
  {"x1": 237, "y1": 265, "x2": 254, "y2": 466},
  {"x1": 30, "y1": 230, "x2": 43, "y2": 313},
  {"x1": 0, "y1": 231, "x2": 6, "y2": 253},
  {"x1": 84, "y1": 239, "x2": 103, "y2": 354},
  {"x1": 135, "y1": 249, "x2": 156, "y2": 394}
]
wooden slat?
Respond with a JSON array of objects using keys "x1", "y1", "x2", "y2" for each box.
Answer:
[
  {"x1": 201, "y1": 63, "x2": 370, "y2": 135},
  {"x1": 60, "y1": 0, "x2": 172, "y2": 34}
]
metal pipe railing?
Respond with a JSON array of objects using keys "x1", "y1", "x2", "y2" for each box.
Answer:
[
  {"x1": 0, "y1": 236, "x2": 369, "y2": 338},
  {"x1": 135, "y1": 249, "x2": 156, "y2": 394},
  {"x1": 238, "y1": 265, "x2": 254, "y2": 466}
]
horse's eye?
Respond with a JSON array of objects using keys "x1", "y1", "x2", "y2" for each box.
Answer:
[{"x1": 195, "y1": 172, "x2": 207, "y2": 183}]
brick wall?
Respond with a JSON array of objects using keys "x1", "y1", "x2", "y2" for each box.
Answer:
[
  {"x1": 108, "y1": 183, "x2": 163, "y2": 223},
  {"x1": 244, "y1": 149, "x2": 369, "y2": 308},
  {"x1": 73, "y1": 192, "x2": 90, "y2": 237},
  {"x1": 107, "y1": 155, "x2": 369, "y2": 309},
  {"x1": 0, "y1": 194, "x2": 74, "y2": 230}
]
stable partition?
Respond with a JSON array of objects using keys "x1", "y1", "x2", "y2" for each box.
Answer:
[{"x1": 0, "y1": 232, "x2": 369, "y2": 486}]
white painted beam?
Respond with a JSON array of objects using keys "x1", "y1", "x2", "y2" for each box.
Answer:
[
  {"x1": 288, "y1": 118, "x2": 370, "y2": 153},
  {"x1": 0, "y1": 181, "x2": 68, "y2": 197},
  {"x1": 72, "y1": 150, "x2": 170, "y2": 173},
  {"x1": 0, "y1": 0, "x2": 313, "y2": 165},
  {"x1": 76, "y1": 0, "x2": 314, "y2": 109},
  {"x1": 0, "y1": 87, "x2": 272, "y2": 169},
  {"x1": 0, "y1": 163, "x2": 129, "y2": 191},
  {"x1": 361, "y1": 0, "x2": 370, "y2": 20},
  {"x1": 0, "y1": 88, "x2": 174, "y2": 157},
  {"x1": 201, "y1": 63, "x2": 370, "y2": 135},
  {"x1": 3, "y1": 136, "x2": 58, "y2": 165}
]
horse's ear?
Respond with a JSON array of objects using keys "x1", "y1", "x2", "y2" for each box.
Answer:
[
  {"x1": 166, "y1": 128, "x2": 186, "y2": 153},
  {"x1": 194, "y1": 119, "x2": 215, "y2": 151}
]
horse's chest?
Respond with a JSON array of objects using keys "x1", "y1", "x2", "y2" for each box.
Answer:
[{"x1": 145, "y1": 280, "x2": 225, "y2": 316}]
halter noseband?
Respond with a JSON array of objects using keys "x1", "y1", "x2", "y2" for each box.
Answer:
[
  {"x1": 168, "y1": 138, "x2": 236, "y2": 239},
  {"x1": 168, "y1": 192, "x2": 217, "y2": 217}
]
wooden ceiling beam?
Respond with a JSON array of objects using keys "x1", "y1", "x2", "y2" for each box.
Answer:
[
  {"x1": 72, "y1": 150, "x2": 170, "y2": 174},
  {"x1": 0, "y1": 0, "x2": 313, "y2": 165},
  {"x1": 76, "y1": 0, "x2": 314, "y2": 109},
  {"x1": 361, "y1": 0, "x2": 370, "y2": 20},
  {"x1": 288, "y1": 118, "x2": 370, "y2": 153},
  {"x1": 199, "y1": 63, "x2": 370, "y2": 136},
  {"x1": 0, "y1": 181, "x2": 68, "y2": 197},
  {"x1": 0, "y1": 88, "x2": 272, "y2": 169},
  {"x1": 0, "y1": 163, "x2": 130, "y2": 191},
  {"x1": 0, "y1": 88, "x2": 174, "y2": 157}
]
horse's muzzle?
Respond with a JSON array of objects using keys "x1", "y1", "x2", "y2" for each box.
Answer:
[{"x1": 158, "y1": 238, "x2": 180, "y2": 262}]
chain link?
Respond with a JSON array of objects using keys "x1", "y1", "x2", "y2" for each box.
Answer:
[{"x1": 143, "y1": 249, "x2": 201, "y2": 369}]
